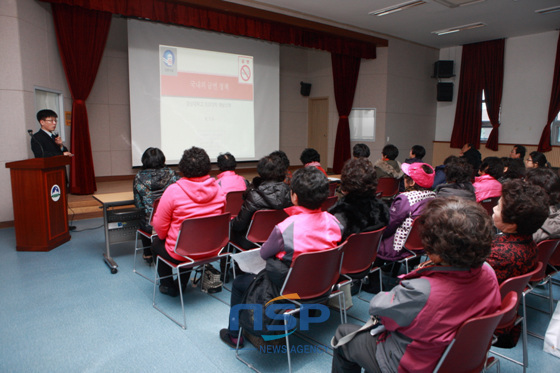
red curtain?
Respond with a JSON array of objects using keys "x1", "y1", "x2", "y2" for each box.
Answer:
[
  {"x1": 538, "y1": 32, "x2": 560, "y2": 152},
  {"x1": 40, "y1": 0, "x2": 378, "y2": 59},
  {"x1": 52, "y1": 4, "x2": 111, "y2": 194},
  {"x1": 331, "y1": 53, "x2": 361, "y2": 173},
  {"x1": 481, "y1": 39, "x2": 504, "y2": 150},
  {"x1": 450, "y1": 39, "x2": 504, "y2": 150}
]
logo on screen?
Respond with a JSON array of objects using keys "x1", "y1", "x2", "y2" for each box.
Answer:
[{"x1": 162, "y1": 50, "x2": 175, "y2": 67}]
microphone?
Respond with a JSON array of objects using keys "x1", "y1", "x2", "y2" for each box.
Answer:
[
  {"x1": 53, "y1": 131, "x2": 59, "y2": 138},
  {"x1": 28, "y1": 129, "x2": 45, "y2": 158}
]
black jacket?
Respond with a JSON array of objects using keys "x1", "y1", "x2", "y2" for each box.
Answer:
[
  {"x1": 329, "y1": 193, "x2": 390, "y2": 242},
  {"x1": 231, "y1": 180, "x2": 292, "y2": 235},
  {"x1": 31, "y1": 130, "x2": 67, "y2": 158}
]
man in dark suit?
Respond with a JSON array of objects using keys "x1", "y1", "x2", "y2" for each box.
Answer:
[{"x1": 31, "y1": 109, "x2": 73, "y2": 158}]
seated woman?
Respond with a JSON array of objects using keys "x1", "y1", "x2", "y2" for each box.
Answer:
[
  {"x1": 376, "y1": 163, "x2": 436, "y2": 263},
  {"x1": 498, "y1": 157, "x2": 525, "y2": 183},
  {"x1": 473, "y1": 156, "x2": 503, "y2": 202},
  {"x1": 133, "y1": 147, "x2": 179, "y2": 263},
  {"x1": 332, "y1": 197, "x2": 501, "y2": 373},
  {"x1": 216, "y1": 152, "x2": 248, "y2": 193},
  {"x1": 230, "y1": 154, "x2": 292, "y2": 250},
  {"x1": 486, "y1": 179, "x2": 549, "y2": 283},
  {"x1": 373, "y1": 144, "x2": 403, "y2": 179},
  {"x1": 526, "y1": 168, "x2": 560, "y2": 243},
  {"x1": 151, "y1": 147, "x2": 227, "y2": 297},
  {"x1": 526, "y1": 151, "x2": 549, "y2": 169},
  {"x1": 300, "y1": 147, "x2": 328, "y2": 176},
  {"x1": 329, "y1": 158, "x2": 390, "y2": 242},
  {"x1": 434, "y1": 157, "x2": 475, "y2": 201},
  {"x1": 220, "y1": 167, "x2": 343, "y2": 348}
]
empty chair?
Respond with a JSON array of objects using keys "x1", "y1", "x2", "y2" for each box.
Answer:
[
  {"x1": 434, "y1": 291, "x2": 518, "y2": 373},
  {"x1": 398, "y1": 218, "x2": 425, "y2": 273},
  {"x1": 375, "y1": 177, "x2": 399, "y2": 199},
  {"x1": 153, "y1": 212, "x2": 231, "y2": 329},
  {"x1": 525, "y1": 239, "x2": 560, "y2": 319},
  {"x1": 230, "y1": 209, "x2": 288, "y2": 251},
  {"x1": 490, "y1": 262, "x2": 543, "y2": 372}
]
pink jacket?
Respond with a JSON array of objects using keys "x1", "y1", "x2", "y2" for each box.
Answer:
[
  {"x1": 473, "y1": 174, "x2": 502, "y2": 202},
  {"x1": 216, "y1": 171, "x2": 247, "y2": 193},
  {"x1": 260, "y1": 205, "x2": 343, "y2": 263},
  {"x1": 152, "y1": 176, "x2": 226, "y2": 261}
]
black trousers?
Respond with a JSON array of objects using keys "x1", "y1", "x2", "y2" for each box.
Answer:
[
  {"x1": 331, "y1": 324, "x2": 382, "y2": 373},
  {"x1": 151, "y1": 237, "x2": 191, "y2": 288}
]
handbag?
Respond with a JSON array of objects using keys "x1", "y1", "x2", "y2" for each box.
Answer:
[
  {"x1": 544, "y1": 302, "x2": 560, "y2": 358},
  {"x1": 193, "y1": 264, "x2": 223, "y2": 293}
]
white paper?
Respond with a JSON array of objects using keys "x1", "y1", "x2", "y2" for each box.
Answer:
[{"x1": 231, "y1": 249, "x2": 266, "y2": 275}]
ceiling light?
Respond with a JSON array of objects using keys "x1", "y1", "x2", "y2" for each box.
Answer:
[
  {"x1": 535, "y1": 6, "x2": 560, "y2": 15},
  {"x1": 369, "y1": 1, "x2": 426, "y2": 17},
  {"x1": 432, "y1": 22, "x2": 486, "y2": 36},
  {"x1": 433, "y1": 0, "x2": 486, "y2": 8}
]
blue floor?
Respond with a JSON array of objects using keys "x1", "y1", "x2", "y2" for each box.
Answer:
[{"x1": 0, "y1": 217, "x2": 559, "y2": 372}]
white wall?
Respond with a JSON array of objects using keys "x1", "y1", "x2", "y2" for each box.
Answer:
[{"x1": 435, "y1": 31, "x2": 559, "y2": 145}]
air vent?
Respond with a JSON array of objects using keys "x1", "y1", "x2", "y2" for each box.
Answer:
[
  {"x1": 432, "y1": 22, "x2": 486, "y2": 36},
  {"x1": 369, "y1": 1, "x2": 426, "y2": 17},
  {"x1": 433, "y1": 0, "x2": 486, "y2": 8}
]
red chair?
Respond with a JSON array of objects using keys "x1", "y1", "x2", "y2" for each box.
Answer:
[
  {"x1": 398, "y1": 218, "x2": 425, "y2": 273},
  {"x1": 337, "y1": 228, "x2": 386, "y2": 307},
  {"x1": 490, "y1": 262, "x2": 543, "y2": 372},
  {"x1": 133, "y1": 198, "x2": 160, "y2": 282},
  {"x1": 235, "y1": 244, "x2": 345, "y2": 373},
  {"x1": 225, "y1": 190, "x2": 244, "y2": 219},
  {"x1": 525, "y1": 239, "x2": 560, "y2": 321},
  {"x1": 153, "y1": 212, "x2": 231, "y2": 329},
  {"x1": 320, "y1": 195, "x2": 338, "y2": 211},
  {"x1": 230, "y1": 209, "x2": 289, "y2": 251},
  {"x1": 376, "y1": 178, "x2": 399, "y2": 199},
  {"x1": 434, "y1": 291, "x2": 518, "y2": 373},
  {"x1": 480, "y1": 196, "x2": 500, "y2": 216},
  {"x1": 328, "y1": 180, "x2": 340, "y2": 197}
]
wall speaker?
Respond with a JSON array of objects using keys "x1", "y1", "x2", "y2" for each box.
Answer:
[
  {"x1": 437, "y1": 82, "x2": 454, "y2": 102},
  {"x1": 433, "y1": 60, "x2": 454, "y2": 78},
  {"x1": 300, "y1": 82, "x2": 312, "y2": 97}
]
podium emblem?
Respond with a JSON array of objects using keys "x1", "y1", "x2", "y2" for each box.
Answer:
[{"x1": 50, "y1": 184, "x2": 61, "y2": 202}]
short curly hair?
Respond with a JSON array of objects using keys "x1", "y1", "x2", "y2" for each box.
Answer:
[
  {"x1": 418, "y1": 197, "x2": 493, "y2": 268},
  {"x1": 444, "y1": 157, "x2": 473, "y2": 184},
  {"x1": 480, "y1": 157, "x2": 504, "y2": 180},
  {"x1": 257, "y1": 155, "x2": 286, "y2": 182},
  {"x1": 500, "y1": 179, "x2": 549, "y2": 235},
  {"x1": 300, "y1": 148, "x2": 320, "y2": 164},
  {"x1": 353, "y1": 143, "x2": 370, "y2": 158},
  {"x1": 340, "y1": 158, "x2": 378, "y2": 196},
  {"x1": 217, "y1": 152, "x2": 237, "y2": 171},
  {"x1": 525, "y1": 167, "x2": 560, "y2": 206},
  {"x1": 178, "y1": 147, "x2": 211, "y2": 178},
  {"x1": 291, "y1": 166, "x2": 328, "y2": 210}
]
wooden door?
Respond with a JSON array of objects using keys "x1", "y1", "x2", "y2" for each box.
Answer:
[{"x1": 308, "y1": 97, "x2": 329, "y2": 170}]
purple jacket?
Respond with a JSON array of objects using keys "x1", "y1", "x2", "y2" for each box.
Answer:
[{"x1": 377, "y1": 190, "x2": 435, "y2": 261}]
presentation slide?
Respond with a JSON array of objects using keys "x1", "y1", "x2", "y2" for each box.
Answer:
[
  {"x1": 160, "y1": 47, "x2": 255, "y2": 160},
  {"x1": 128, "y1": 19, "x2": 279, "y2": 167}
]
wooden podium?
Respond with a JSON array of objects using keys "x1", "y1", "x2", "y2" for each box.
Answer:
[{"x1": 6, "y1": 156, "x2": 71, "y2": 251}]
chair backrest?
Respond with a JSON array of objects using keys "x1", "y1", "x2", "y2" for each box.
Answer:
[
  {"x1": 434, "y1": 291, "x2": 518, "y2": 373},
  {"x1": 376, "y1": 178, "x2": 399, "y2": 198},
  {"x1": 497, "y1": 262, "x2": 543, "y2": 328},
  {"x1": 532, "y1": 239, "x2": 560, "y2": 282},
  {"x1": 148, "y1": 198, "x2": 161, "y2": 226},
  {"x1": 174, "y1": 213, "x2": 231, "y2": 260},
  {"x1": 245, "y1": 209, "x2": 289, "y2": 244},
  {"x1": 281, "y1": 245, "x2": 344, "y2": 300},
  {"x1": 479, "y1": 196, "x2": 500, "y2": 216},
  {"x1": 549, "y1": 239, "x2": 560, "y2": 267},
  {"x1": 225, "y1": 190, "x2": 245, "y2": 218},
  {"x1": 341, "y1": 228, "x2": 385, "y2": 275},
  {"x1": 403, "y1": 218, "x2": 423, "y2": 253},
  {"x1": 320, "y1": 196, "x2": 338, "y2": 212},
  {"x1": 328, "y1": 181, "x2": 340, "y2": 197}
]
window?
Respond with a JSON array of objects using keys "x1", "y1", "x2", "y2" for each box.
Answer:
[
  {"x1": 35, "y1": 87, "x2": 65, "y2": 141},
  {"x1": 480, "y1": 90, "x2": 493, "y2": 143},
  {"x1": 349, "y1": 108, "x2": 375, "y2": 141},
  {"x1": 551, "y1": 112, "x2": 560, "y2": 146}
]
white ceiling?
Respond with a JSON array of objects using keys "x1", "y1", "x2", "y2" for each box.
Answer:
[{"x1": 224, "y1": 0, "x2": 560, "y2": 49}]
